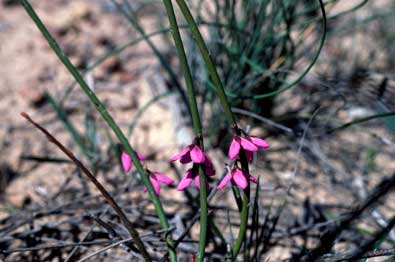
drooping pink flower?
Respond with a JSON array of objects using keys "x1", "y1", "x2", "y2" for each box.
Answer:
[
  {"x1": 170, "y1": 144, "x2": 205, "y2": 164},
  {"x1": 121, "y1": 151, "x2": 145, "y2": 173},
  {"x1": 143, "y1": 172, "x2": 174, "y2": 196},
  {"x1": 172, "y1": 143, "x2": 215, "y2": 191},
  {"x1": 177, "y1": 168, "x2": 210, "y2": 191},
  {"x1": 217, "y1": 167, "x2": 258, "y2": 190},
  {"x1": 228, "y1": 135, "x2": 269, "y2": 160}
]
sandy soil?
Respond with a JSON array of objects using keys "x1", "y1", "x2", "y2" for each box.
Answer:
[{"x1": 1, "y1": 0, "x2": 395, "y2": 261}]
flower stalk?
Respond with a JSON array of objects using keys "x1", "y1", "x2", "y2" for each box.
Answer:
[
  {"x1": 173, "y1": 1, "x2": 266, "y2": 260},
  {"x1": 21, "y1": 1, "x2": 176, "y2": 260},
  {"x1": 231, "y1": 149, "x2": 250, "y2": 259},
  {"x1": 161, "y1": 0, "x2": 209, "y2": 260}
]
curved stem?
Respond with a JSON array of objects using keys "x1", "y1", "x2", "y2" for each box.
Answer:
[
  {"x1": 161, "y1": 0, "x2": 208, "y2": 260},
  {"x1": 21, "y1": 0, "x2": 175, "y2": 259},
  {"x1": 327, "y1": 111, "x2": 395, "y2": 134}
]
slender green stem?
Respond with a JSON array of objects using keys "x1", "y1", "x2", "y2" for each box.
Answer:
[
  {"x1": 327, "y1": 111, "x2": 395, "y2": 134},
  {"x1": 161, "y1": 0, "x2": 201, "y2": 135},
  {"x1": 21, "y1": 0, "x2": 176, "y2": 259},
  {"x1": 231, "y1": 151, "x2": 250, "y2": 260},
  {"x1": 175, "y1": 0, "x2": 236, "y2": 126},
  {"x1": 197, "y1": 166, "x2": 208, "y2": 261},
  {"x1": 161, "y1": 1, "x2": 208, "y2": 260},
  {"x1": 174, "y1": 1, "x2": 255, "y2": 259}
]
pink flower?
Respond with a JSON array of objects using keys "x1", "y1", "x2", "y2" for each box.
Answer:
[
  {"x1": 170, "y1": 144, "x2": 205, "y2": 164},
  {"x1": 143, "y1": 172, "x2": 174, "y2": 196},
  {"x1": 177, "y1": 168, "x2": 210, "y2": 191},
  {"x1": 121, "y1": 151, "x2": 145, "y2": 173},
  {"x1": 228, "y1": 135, "x2": 269, "y2": 160},
  {"x1": 217, "y1": 167, "x2": 258, "y2": 190},
  {"x1": 171, "y1": 144, "x2": 215, "y2": 191}
]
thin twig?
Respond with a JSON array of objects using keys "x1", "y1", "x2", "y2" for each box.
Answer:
[
  {"x1": 76, "y1": 237, "x2": 134, "y2": 262},
  {"x1": 77, "y1": 229, "x2": 171, "y2": 262},
  {"x1": 20, "y1": 112, "x2": 151, "y2": 261}
]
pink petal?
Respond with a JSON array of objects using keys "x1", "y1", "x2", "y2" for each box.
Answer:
[
  {"x1": 249, "y1": 174, "x2": 258, "y2": 184},
  {"x1": 250, "y1": 136, "x2": 269, "y2": 149},
  {"x1": 150, "y1": 176, "x2": 161, "y2": 196},
  {"x1": 233, "y1": 168, "x2": 248, "y2": 189},
  {"x1": 240, "y1": 137, "x2": 258, "y2": 152},
  {"x1": 228, "y1": 137, "x2": 241, "y2": 160},
  {"x1": 177, "y1": 169, "x2": 194, "y2": 191},
  {"x1": 170, "y1": 146, "x2": 191, "y2": 162},
  {"x1": 245, "y1": 150, "x2": 254, "y2": 162},
  {"x1": 153, "y1": 173, "x2": 174, "y2": 185},
  {"x1": 143, "y1": 186, "x2": 147, "y2": 193},
  {"x1": 217, "y1": 173, "x2": 232, "y2": 190},
  {"x1": 121, "y1": 152, "x2": 132, "y2": 172},
  {"x1": 190, "y1": 145, "x2": 205, "y2": 164}
]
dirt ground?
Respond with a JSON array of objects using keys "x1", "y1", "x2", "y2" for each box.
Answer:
[{"x1": 1, "y1": 0, "x2": 395, "y2": 261}]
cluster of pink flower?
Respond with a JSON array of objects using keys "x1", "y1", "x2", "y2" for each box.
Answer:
[
  {"x1": 121, "y1": 133, "x2": 269, "y2": 195},
  {"x1": 218, "y1": 134, "x2": 269, "y2": 190},
  {"x1": 121, "y1": 151, "x2": 174, "y2": 196},
  {"x1": 170, "y1": 143, "x2": 215, "y2": 191}
]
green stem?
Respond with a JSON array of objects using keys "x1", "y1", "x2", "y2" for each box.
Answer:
[
  {"x1": 174, "y1": 1, "x2": 254, "y2": 259},
  {"x1": 21, "y1": 1, "x2": 176, "y2": 260},
  {"x1": 175, "y1": 0, "x2": 236, "y2": 126},
  {"x1": 197, "y1": 166, "x2": 208, "y2": 261},
  {"x1": 161, "y1": 1, "x2": 208, "y2": 260},
  {"x1": 231, "y1": 152, "x2": 250, "y2": 260},
  {"x1": 327, "y1": 111, "x2": 395, "y2": 134}
]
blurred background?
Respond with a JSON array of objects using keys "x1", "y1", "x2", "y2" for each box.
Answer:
[{"x1": 1, "y1": 0, "x2": 395, "y2": 261}]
